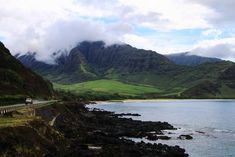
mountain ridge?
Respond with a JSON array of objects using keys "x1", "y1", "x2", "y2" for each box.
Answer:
[
  {"x1": 17, "y1": 41, "x2": 235, "y2": 98},
  {"x1": 0, "y1": 42, "x2": 53, "y2": 98},
  {"x1": 18, "y1": 41, "x2": 174, "y2": 84},
  {"x1": 166, "y1": 52, "x2": 222, "y2": 66}
]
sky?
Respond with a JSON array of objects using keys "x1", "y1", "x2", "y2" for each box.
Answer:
[{"x1": 1, "y1": 0, "x2": 235, "y2": 62}]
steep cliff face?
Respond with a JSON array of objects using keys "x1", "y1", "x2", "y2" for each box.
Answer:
[
  {"x1": 0, "y1": 42, "x2": 53, "y2": 97},
  {"x1": 17, "y1": 41, "x2": 174, "y2": 84},
  {"x1": 76, "y1": 41, "x2": 173, "y2": 72}
]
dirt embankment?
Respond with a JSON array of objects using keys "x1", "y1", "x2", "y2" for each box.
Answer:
[{"x1": 0, "y1": 101, "x2": 188, "y2": 157}]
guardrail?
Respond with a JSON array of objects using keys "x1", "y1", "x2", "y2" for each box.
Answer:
[
  {"x1": 0, "y1": 100, "x2": 57, "y2": 115},
  {"x1": 0, "y1": 104, "x2": 25, "y2": 115}
]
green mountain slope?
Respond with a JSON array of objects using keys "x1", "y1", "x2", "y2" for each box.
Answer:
[
  {"x1": 54, "y1": 80, "x2": 161, "y2": 96},
  {"x1": 181, "y1": 63, "x2": 235, "y2": 98},
  {"x1": 18, "y1": 41, "x2": 174, "y2": 84},
  {"x1": 0, "y1": 42, "x2": 53, "y2": 99},
  {"x1": 166, "y1": 52, "x2": 221, "y2": 66},
  {"x1": 17, "y1": 41, "x2": 235, "y2": 99}
]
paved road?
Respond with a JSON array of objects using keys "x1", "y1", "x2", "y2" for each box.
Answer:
[{"x1": 0, "y1": 100, "x2": 57, "y2": 115}]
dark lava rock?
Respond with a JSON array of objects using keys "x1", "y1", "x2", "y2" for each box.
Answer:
[
  {"x1": 178, "y1": 134, "x2": 193, "y2": 140},
  {"x1": 116, "y1": 113, "x2": 141, "y2": 116},
  {"x1": 147, "y1": 134, "x2": 159, "y2": 141},
  {"x1": 147, "y1": 134, "x2": 171, "y2": 141},
  {"x1": 54, "y1": 102, "x2": 188, "y2": 156},
  {"x1": 158, "y1": 135, "x2": 171, "y2": 140},
  {"x1": 0, "y1": 101, "x2": 189, "y2": 157},
  {"x1": 196, "y1": 131, "x2": 205, "y2": 134}
]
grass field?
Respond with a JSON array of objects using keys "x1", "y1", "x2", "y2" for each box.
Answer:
[
  {"x1": 0, "y1": 116, "x2": 35, "y2": 127},
  {"x1": 0, "y1": 102, "x2": 55, "y2": 128},
  {"x1": 54, "y1": 79, "x2": 162, "y2": 97},
  {"x1": 0, "y1": 107, "x2": 37, "y2": 128}
]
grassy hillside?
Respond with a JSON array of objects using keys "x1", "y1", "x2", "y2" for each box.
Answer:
[
  {"x1": 0, "y1": 42, "x2": 53, "y2": 101},
  {"x1": 181, "y1": 82, "x2": 235, "y2": 99},
  {"x1": 53, "y1": 61, "x2": 235, "y2": 100},
  {"x1": 54, "y1": 79, "x2": 162, "y2": 100}
]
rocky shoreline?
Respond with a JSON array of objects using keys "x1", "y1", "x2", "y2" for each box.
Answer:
[{"x1": 0, "y1": 101, "x2": 189, "y2": 157}]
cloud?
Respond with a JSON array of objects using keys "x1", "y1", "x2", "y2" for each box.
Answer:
[
  {"x1": 122, "y1": 34, "x2": 192, "y2": 54},
  {"x1": 202, "y1": 29, "x2": 222, "y2": 37},
  {"x1": 191, "y1": 38, "x2": 235, "y2": 61},
  {"x1": 5, "y1": 18, "x2": 128, "y2": 62},
  {"x1": 0, "y1": 0, "x2": 129, "y2": 62},
  {"x1": 192, "y1": 0, "x2": 235, "y2": 27},
  {"x1": 0, "y1": 0, "x2": 235, "y2": 61},
  {"x1": 42, "y1": 19, "x2": 120, "y2": 52},
  {"x1": 118, "y1": 0, "x2": 214, "y2": 30}
]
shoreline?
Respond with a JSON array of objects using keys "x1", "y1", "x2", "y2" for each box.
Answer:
[
  {"x1": 94, "y1": 98, "x2": 235, "y2": 104},
  {"x1": 0, "y1": 101, "x2": 189, "y2": 156}
]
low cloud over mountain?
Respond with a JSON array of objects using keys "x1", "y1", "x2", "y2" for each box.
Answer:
[{"x1": 1, "y1": 0, "x2": 235, "y2": 61}]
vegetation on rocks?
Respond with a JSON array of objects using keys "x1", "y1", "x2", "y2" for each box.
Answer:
[{"x1": 0, "y1": 101, "x2": 189, "y2": 156}]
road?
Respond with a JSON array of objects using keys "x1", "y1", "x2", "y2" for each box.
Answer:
[{"x1": 0, "y1": 100, "x2": 57, "y2": 115}]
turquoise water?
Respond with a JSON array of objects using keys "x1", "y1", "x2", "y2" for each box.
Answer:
[{"x1": 90, "y1": 100, "x2": 235, "y2": 157}]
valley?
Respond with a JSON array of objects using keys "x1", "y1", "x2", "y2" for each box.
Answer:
[
  {"x1": 2, "y1": 1, "x2": 235, "y2": 157},
  {"x1": 54, "y1": 79, "x2": 163, "y2": 100},
  {"x1": 16, "y1": 41, "x2": 235, "y2": 99}
]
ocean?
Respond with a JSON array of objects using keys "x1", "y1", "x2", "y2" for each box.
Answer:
[{"x1": 90, "y1": 100, "x2": 235, "y2": 157}]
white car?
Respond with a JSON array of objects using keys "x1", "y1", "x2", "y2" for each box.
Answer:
[{"x1": 25, "y1": 98, "x2": 33, "y2": 105}]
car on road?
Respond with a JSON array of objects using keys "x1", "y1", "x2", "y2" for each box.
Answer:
[{"x1": 25, "y1": 98, "x2": 33, "y2": 105}]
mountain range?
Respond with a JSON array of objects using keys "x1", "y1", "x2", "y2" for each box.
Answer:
[
  {"x1": 17, "y1": 41, "x2": 174, "y2": 83},
  {"x1": 0, "y1": 42, "x2": 53, "y2": 98},
  {"x1": 17, "y1": 41, "x2": 235, "y2": 99},
  {"x1": 166, "y1": 52, "x2": 221, "y2": 66}
]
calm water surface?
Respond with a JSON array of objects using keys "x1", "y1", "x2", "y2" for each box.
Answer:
[{"x1": 90, "y1": 100, "x2": 235, "y2": 157}]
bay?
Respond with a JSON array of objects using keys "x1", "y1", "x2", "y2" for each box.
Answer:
[{"x1": 90, "y1": 100, "x2": 235, "y2": 157}]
